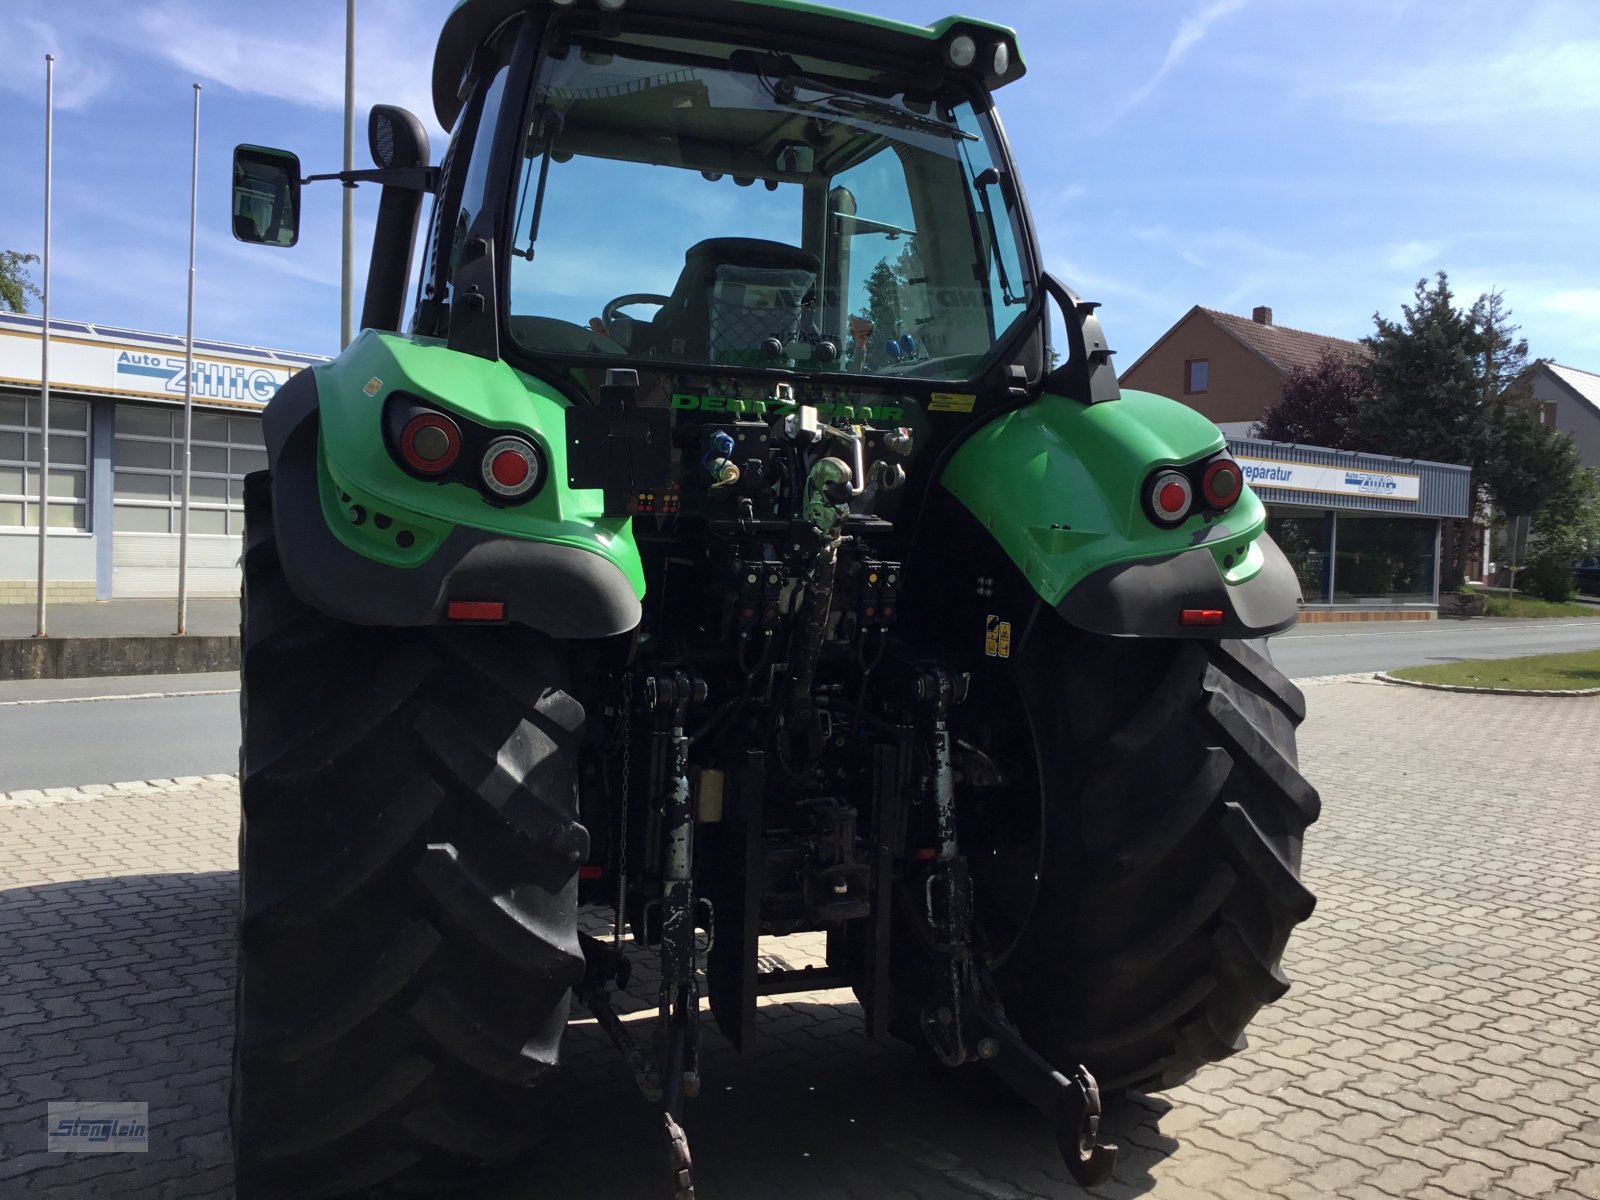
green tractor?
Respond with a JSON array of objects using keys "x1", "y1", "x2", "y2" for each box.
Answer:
[{"x1": 230, "y1": 1, "x2": 1318, "y2": 1195}]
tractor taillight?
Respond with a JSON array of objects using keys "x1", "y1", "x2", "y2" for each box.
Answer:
[
  {"x1": 1146, "y1": 470, "x2": 1193, "y2": 527},
  {"x1": 1202, "y1": 457, "x2": 1243, "y2": 511},
  {"x1": 1181, "y1": 609, "x2": 1225, "y2": 626},
  {"x1": 447, "y1": 600, "x2": 505, "y2": 622},
  {"x1": 399, "y1": 412, "x2": 461, "y2": 475},
  {"x1": 480, "y1": 437, "x2": 542, "y2": 501}
]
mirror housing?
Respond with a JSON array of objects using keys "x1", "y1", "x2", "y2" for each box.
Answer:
[
  {"x1": 232, "y1": 145, "x2": 301, "y2": 247},
  {"x1": 368, "y1": 105, "x2": 430, "y2": 172}
]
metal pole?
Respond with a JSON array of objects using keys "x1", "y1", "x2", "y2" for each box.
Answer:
[
  {"x1": 176, "y1": 83, "x2": 201, "y2": 636},
  {"x1": 341, "y1": 0, "x2": 356, "y2": 349},
  {"x1": 34, "y1": 55, "x2": 54, "y2": 639}
]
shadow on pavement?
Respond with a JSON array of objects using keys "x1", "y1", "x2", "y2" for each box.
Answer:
[{"x1": 0, "y1": 872, "x2": 1180, "y2": 1199}]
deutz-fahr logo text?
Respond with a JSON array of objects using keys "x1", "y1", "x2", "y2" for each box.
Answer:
[{"x1": 670, "y1": 394, "x2": 906, "y2": 424}]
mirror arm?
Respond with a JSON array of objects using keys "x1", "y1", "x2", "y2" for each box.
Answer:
[
  {"x1": 1040, "y1": 273, "x2": 1120, "y2": 405},
  {"x1": 301, "y1": 166, "x2": 439, "y2": 193}
]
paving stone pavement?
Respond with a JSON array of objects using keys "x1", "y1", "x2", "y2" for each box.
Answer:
[{"x1": 0, "y1": 681, "x2": 1596, "y2": 1199}]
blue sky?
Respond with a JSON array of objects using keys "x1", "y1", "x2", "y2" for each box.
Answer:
[{"x1": 2, "y1": 0, "x2": 1597, "y2": 371}]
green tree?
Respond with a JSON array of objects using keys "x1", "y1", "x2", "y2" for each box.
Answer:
[
  {"x1": 0, "y1": 250, "x2": 42, "y2": 313},
  {"x1": 863, "y1": 256, "x2": 902, "y2": 345},
  {"x1": 1521, "y1": 467, "x2": 1600, "y2": 601},
  {"x1": 1352, "y1": 274, "x2": 1564, "y2": 587},
  {"x1": 1253, "y1": 349, "x2": 1370, "y2": 449}
]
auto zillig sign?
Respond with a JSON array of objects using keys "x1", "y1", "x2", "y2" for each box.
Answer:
[
  {"x1": 1235, "y1": 455, "x2": 1421, "y2": 503},
  {"x1": 0, "y1": 323, "x2": 299, "y2": 410}
]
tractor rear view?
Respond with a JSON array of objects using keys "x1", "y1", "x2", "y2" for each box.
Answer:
[{"x1": 229, "y1": 2, "x2": 1318, "y2": 1195}]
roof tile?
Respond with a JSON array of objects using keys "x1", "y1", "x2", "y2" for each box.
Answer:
[{"x1": 1202, "y1": 308, "x2": 1368, "y2": 375}]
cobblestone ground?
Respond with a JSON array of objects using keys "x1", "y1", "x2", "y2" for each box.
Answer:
[{"x1": 0, "y1": 680, "x2": 1596, "y2": 1199}]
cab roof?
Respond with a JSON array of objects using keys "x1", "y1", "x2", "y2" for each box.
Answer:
[{"x1": 433, "y1": 0, "x2": 1025, "y2": 130}]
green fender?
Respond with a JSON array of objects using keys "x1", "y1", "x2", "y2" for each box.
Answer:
[
  {"x1": 940, "y1": 390, "x2": 1301, "y2": 639},
  {"x1": 260, "y1": 330, "x2": 645, "y2": 638}
]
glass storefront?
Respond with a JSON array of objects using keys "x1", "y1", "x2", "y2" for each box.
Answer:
[
  {"x1": 1331, "y1": 516, "x2": 1438, "y2": 605},
  {"x1": 1267, "y1": 514, "x2": 1333, "y2": 604},
  {"x1": 1266, "y1": 510, "x2": 1439, "y2": 606}
]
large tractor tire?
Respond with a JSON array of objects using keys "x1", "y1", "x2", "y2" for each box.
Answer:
[
  {"x1": 926, "y1": 620, "x2": 1319, "y2": 1094},
  {"x1": 232, "y1": 471, "x2": 589, "y2": 1198}
]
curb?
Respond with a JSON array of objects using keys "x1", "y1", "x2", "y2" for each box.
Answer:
[
  {"x1": 0, "y1": 774, "x2": 237, "y2": 809},
  {"x1": 1374, "y1": 671, "x2": 1600, "y2": 697},
  {"x1": 0, "y1": 635, "x2": 239, "y2": 681}
]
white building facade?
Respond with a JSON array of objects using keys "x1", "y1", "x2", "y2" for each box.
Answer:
[{"x1": 0, "y1": 313, "x2": 325, "y2": 602}]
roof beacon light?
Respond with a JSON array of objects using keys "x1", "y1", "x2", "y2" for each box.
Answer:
[
  {"x1": 947, "y1": 34, "x2": 978, "y2": 69},
  {"x1": 992, "y1": 43, "x2": 1011, "y2": 76}
]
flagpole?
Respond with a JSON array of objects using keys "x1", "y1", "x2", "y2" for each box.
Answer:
[
  {"x1": 34, "y1": 54, "x2": 54, "y2": 640},
  {"x1": 176, "y1": 83, "x2": 200, "y2": 636},
  {"x1": 341, "y1": 0, "x2": 355, "y2": 349}
]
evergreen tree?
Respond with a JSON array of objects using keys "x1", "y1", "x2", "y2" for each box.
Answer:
[
  {"x1": 0, "y1": 250, "x2": 42, "y2": 313},
  {"x1": 863, "y1": 256, "x2": 902, "y2": 344}
]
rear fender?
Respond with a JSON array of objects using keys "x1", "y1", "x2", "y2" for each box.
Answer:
[
  {"x1": 261, "y1": 338, "x2": 643, "y2": 639},
  {"x1": 937, "y1": 390, "x2": 1301, "y2": 639}
]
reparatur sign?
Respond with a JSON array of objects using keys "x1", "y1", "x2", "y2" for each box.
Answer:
[{"x1": 1235, "y1": 455, "x2": 1421, "y2": 503}]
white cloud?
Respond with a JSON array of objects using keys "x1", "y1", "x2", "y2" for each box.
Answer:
[
  {"x1": 1113, "y1": 0, "x2": 1249, "y2": 118},
  {"x1": 1322, "y1": 38, "x2": 1600, "y2": 125},
  {"x1": 0, "y1": 16, "x2": 117, "y2": 111},
  {"x1": 1384, "y1": 240, "x2": 1446, "y2": 271},
  {"x1": 130, "y1": 1, "x2": 447, "y2": 142},
  {"x1": 1544, "y1": 289, "x2": 1600, "y2": 320}
]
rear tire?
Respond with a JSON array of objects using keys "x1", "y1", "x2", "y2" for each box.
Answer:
[
  {"x1": 927, "y1": 622, "x2": 1319, "y2": 1093},
  {"x1": 233, "y1": 472, "x2": 588, "y2": 1198}
]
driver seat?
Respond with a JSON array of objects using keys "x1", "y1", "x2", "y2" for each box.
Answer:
[{"x1": 646, "y1": 238, "x2": 820, "y2": 366}]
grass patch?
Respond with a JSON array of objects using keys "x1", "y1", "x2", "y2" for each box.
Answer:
[
  {"x1": 1391, "y1": 650, "x2": 1600, "y2": 691},
  {"x1": 1479, "y1": 592, "x2": 1595, "y2": 618}
]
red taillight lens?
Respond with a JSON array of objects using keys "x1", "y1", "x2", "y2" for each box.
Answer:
[
  {"x1": 1181, "y1": 609, "x2": 1225, "y2": 626},
  {"x1": 481, "y1": 437, "x2": 541, "y2": 499},
  {"x1": 1202, "y1": 457, "x2": 1242, "y2": 511},
  {"x1": 399, "y1": 412, "x2": 461, "y2": 475},
  {"x1": 1146, "y1": 470, "x2": 1193, "y2": 526}
]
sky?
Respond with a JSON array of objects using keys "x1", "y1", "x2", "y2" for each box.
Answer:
[{"x1": 1, "y1": 0, "x2": 1597, "y2": 371}]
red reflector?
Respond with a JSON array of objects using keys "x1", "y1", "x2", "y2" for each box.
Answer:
[
  {"x1": 578, "y1": 866, "x2": 603, "y2": 881},
  {"x1": 448, "y1": 600, "x2": 505, "y2": 622},
  {"x1": 913, "y1": 848, "x2": 937, "y2": 862},
  {"x1": 1159, "y1": 482, "x2": 1188, "y2": 513},
  {"x1": 1181, "y1": 609, "x2": 1225, "y2": 626}
]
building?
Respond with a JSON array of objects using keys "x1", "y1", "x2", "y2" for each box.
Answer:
[
  {"x1": 1120, "y1": 304, "x2": 1366, "y2": 436},
  {"x1": 0, "y1": 313, "x2": 326, "y2": 602},
  {"x1": 1123, "y1": 305, "x2": 1472, "y2": 617},
  {"x1": 1228, "y1": 436, "x2": 1471, "y2": 617},
  {"x1": 1521, "y1": 361, "x2": 1600, "y2": 468}
]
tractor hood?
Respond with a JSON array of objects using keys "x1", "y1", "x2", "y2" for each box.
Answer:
[{"x1": 433, "y1": 0, "x2": 1025, "y2": 130}]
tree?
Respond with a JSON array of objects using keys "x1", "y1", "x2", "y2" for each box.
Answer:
[
  {"x1": 1351, "y1": 273, "x2": 1559, "y2": 588},
  {"x1": 863, "y1": 257, "x2": 902, "y2": 344},
  {"x1": 1252, "y1": 349, "x2": 1370, "y2": 449},
  {"x1": 0, "y1": 250, "x2": 42, "y2": 313},
  {"x1": 1521, "y1": 467, "x2": 1600, "y2": 602}
]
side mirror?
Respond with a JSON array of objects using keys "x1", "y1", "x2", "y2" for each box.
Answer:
[{"x1": 232, "y1": 145, "x2": 302, "y2": 247}]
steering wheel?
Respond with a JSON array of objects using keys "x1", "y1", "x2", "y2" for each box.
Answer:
[{"x1": 602, "y1": 293, "x2": 670, "y2": 331}]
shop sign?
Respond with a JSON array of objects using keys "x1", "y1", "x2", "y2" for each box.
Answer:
[
  {"x1": 1235, "y1": 455, "x2": 1420, "y2": 503},
  {"x1": 0, "y1": 325, "x2": 300, "y2": 410}
]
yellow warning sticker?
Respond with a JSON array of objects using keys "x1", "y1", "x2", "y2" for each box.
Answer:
[
  {"x1": 929, "y1": 392, "x2": 977, "y2": 414},
  {"x1": 363, "y1": 377, "x2": 383, "y2": 397},
  {"x1": 984, "y1": 615, "x2": 1012, "y2": 659}
]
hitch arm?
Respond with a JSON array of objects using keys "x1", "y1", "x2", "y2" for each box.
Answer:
[{"x1": 968, "y1": 1004, "x2": 1118, "y2": 1188}]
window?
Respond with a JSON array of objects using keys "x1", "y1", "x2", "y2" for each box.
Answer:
[
  {"x1": 1331, "y1": 515, "x2": 1437, "y2": 605},
  {"x1": 1185, "y1": 359, "x2": 1209, "y2": 394},
  {"x1": 0, "y1": 396, "x2": 91, "y2": 530},
  {"x1": 501, "y1": 24, "x2": 1033, "y2": 381},
  {"x1": 1267, "y1": 514, "x2": 1332, "y2": 604},
  {"x1": 111, "y1": 404, "x2": 264, "y2": 537}
]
